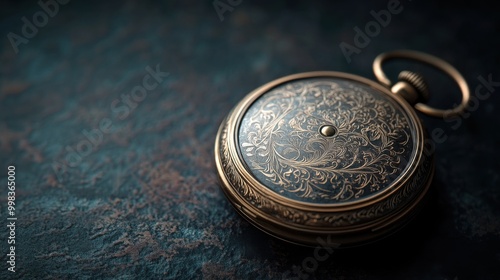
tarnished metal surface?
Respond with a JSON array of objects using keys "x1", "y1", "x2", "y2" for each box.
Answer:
[{"x1": 238, "y1": 78, "x2": 415, "y2": 203}]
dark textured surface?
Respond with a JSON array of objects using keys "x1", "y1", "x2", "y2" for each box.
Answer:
[{"x1": 0, "y1": 0, "x2": 499, "y2": 279}]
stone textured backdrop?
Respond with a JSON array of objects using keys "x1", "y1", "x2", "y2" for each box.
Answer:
[{"x1": 1, "y1": 0, "x2": 499, "y2": 279}]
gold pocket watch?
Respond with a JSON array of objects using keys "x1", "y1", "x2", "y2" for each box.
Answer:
[{"x1": 214, "y1": 50, "x2": 469, "y2": 247}]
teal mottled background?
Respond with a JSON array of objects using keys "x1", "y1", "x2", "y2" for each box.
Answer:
[{"x1": 1, "y1": 0, "x2": 499, "y2": 279}]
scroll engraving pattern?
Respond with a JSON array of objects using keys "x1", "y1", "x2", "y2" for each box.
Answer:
[
  {"x1": 239, "y1": 80, "x2": 412, "y2": 202},
  {"x1": 219, "y1": 119, "x2": 431, "y2": 227}
]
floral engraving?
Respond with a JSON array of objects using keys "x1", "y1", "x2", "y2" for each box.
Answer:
[
  {"x1": 239, "y1": 79, "x2": 414, "y2": 203},
  {"x1": 219, "y1": 118, "x2": 431, "y2": 228}
]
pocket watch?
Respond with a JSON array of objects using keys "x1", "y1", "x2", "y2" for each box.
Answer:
[{"x1": 214, "y1": 50, "x2": 469, "y2": 247}]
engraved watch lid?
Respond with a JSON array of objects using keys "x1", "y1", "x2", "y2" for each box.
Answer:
[
  {"x1": 238, "y1": 77, "x2": 415, "y2": 205},
  {"x1": 215, "y1": 71, "x2": 432, "y2": 246}
]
